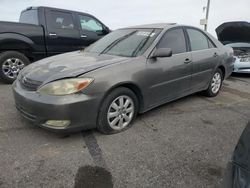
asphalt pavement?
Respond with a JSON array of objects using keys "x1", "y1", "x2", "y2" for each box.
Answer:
[{"x1": 0, "y1": 74, "x2": 249, "y2": 188}]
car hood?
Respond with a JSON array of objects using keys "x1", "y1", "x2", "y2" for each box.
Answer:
[
  {"x1": 21, "y1": 51, "x2": 129, "y2": 84},
  {"x1": 216, "y1": 22, "x2": 250, "y2": 44}
]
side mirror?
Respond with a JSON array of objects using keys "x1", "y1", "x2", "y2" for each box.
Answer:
[
  {"x1": 103, "y1": 26, "x2": 110, "y2": 34},
  {"x1": 151, "y1": 48, "x2": 172, "y2": 58},
  {"x1": 96, "y1": 27, "x2": 110, "y2": 35}
]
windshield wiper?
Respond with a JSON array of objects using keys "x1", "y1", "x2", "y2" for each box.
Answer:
[
  {"x1": 99, "y1": 30, "x2": 137, "y2": 55},
  {"x1": 131, "y1": 29, "x2": 155, "y2": 57}
]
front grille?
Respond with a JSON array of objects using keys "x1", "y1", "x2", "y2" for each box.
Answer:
[
  {"x1": 239, "y1": 67, "x2": 250, "y2": 70},
  {"x1": 19, "y1": 75, "x2": 42, "y2": 91}
]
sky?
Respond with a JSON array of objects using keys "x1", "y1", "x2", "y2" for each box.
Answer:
[{"x1": 0, "y1": 0, "x2": 249, "y2": 37}]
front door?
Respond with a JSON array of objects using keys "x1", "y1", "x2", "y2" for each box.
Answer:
[
  {"x1": 77, "y1": 14, "x2": 106, "y2": 48},
  {"x1": 146, "y1": 27, "x2": 192, "y2": 106},
  {"x1": 45, "y1": 9, "x2": 81, "y2": 56}
]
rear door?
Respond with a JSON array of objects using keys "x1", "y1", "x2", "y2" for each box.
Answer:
[
  {"x1": 77, "y1": 14, "x2": 107, "y2": 48},
  {"x1": 45, "y1": 9, "x2": 81, "y2": 56},
  {"x1": 146, "y1": 27, "x2": 192, "y2": 105},
  {"x1": 185, "y1": 27, "x2": 219, "y2": 90}
]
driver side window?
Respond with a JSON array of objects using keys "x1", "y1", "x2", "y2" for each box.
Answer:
[
  {"x1": 78, "y1": 15, "x2": 103, "y2": 32},
  {"x1": 157, "y1": 28, "x2": 187, "y2": 55}
]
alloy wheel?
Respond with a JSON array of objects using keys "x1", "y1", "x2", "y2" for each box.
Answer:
[
  {"x1": 107, "y1": 95, "x2": 135, "y2": 130},
  {"x1": 2, "y1": 58, "x2": 25, "y2": 79},
  {"x1": 211, "y1": 72, "x2": 221, "y2": 94}
]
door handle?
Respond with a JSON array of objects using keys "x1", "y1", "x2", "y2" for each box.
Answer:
[
  {"x1": 80, "y1": 35, "x2": 87, "y2": 38},
  {"x1": 184, "y1": 58, "x2": 192, "y2": 64},
  {"x1": 49, "y1": 33, "x2": 57, "y2": 37},
  {"x1": 213, "y1": 52, "x2": 218, "y2": 57}
]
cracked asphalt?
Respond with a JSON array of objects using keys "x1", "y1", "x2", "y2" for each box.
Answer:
[{"x1": 0, "y1": 74, "x2": 249, "y2": 188}]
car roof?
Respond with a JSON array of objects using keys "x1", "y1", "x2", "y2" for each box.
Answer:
[
  {"x1": 120, "y1": 23, "x2": 209, "y2": 31},
  {"x1": 21, "y1": 6, "x2": 104, "y2": 24},
  {"x1": 23, "y1": 6, "x2": 90, "y2": 15},
  {"x1": 122, "y1": 23, "x2": 177, "y2": 29}
]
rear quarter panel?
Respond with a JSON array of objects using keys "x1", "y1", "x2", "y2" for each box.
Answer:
[
  {"x1": 207, "y1": 33, "x2": 234, "y2": 78},
  {"x1": 218, "y1": 45, "x2": 234, "y2": 78}
]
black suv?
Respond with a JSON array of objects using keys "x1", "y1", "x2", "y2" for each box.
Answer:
[{"x1": 0, "y1": 6, "x2": 110, "y2": 83}]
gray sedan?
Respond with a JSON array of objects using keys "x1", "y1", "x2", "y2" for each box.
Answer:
[{"x1": 13, "y1": 23, "x2": 234, "y2": 134}]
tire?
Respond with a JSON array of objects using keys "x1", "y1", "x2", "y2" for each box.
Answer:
[
  {"x1": 204, "y1": 69, "x2": 223, "y2": 97},
  {"x1": 97, "y1": 87, "x2": 139, "y2": 134},
  {"x1": 0, "y1": 51, "x2": 30, "y2": 84}
]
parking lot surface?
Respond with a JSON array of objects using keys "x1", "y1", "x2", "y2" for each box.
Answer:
[{"x1": 0, "y1": 74, "x2": 249, "y2": 188}]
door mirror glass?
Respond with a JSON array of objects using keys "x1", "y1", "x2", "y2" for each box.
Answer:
[{"x1": 151, "y1": 48, "x2": 172, "y2": 58}]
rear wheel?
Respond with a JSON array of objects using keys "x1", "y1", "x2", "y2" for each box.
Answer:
[
  {"x1": 97, "y1": 87, "x2": 139, "y2": 134},
  {"x1": 204, "y1": 69, "x2": 223, "y2": 97},
  {"x1": 0, "y1": 51, "x2": 30, "y2": 84}
]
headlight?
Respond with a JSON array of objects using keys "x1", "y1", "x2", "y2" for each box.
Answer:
[{"x1": 37, "y1": 78, "x2": 94, "y2": 95}]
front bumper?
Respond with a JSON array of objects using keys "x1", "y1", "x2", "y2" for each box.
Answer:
[
  {"x1": 13, "y1": 80, "x2": 101, "y2": 133},
  {"x1": 233, "y1": 58, "x2": 250, "y2": 73}
]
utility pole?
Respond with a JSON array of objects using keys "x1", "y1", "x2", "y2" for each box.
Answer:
[{"x1": 204, "y1": 0, "x2": 210, "y2": 31}]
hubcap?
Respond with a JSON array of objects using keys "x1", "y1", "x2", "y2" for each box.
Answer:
[
  {"x1": 211, "y1": 72, "x2": 221, "y2": 94},
  {"x1": 107, "y1": 95, "x2": 135, "y2": 130},
  {"x1": 2, "y1": 58, "x2": 25, "y2": 79}
]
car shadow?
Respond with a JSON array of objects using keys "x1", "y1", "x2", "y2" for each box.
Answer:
[
  {"x1": 0, "y1": 80, "x2": 10, "y2": 85},
  {"x1": 231, "y1": 73, "x2": 250, "y2": 78},
  {"x1": 137, "y1": 93, "x2": 198, "y2": 119}
]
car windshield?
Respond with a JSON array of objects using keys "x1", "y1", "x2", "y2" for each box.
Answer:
[{"x1": 85, "y1": 28, "x2": 162, "y2": 57}]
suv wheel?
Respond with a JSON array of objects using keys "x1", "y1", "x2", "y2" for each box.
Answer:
[{"x1": 0, "y1": 51, "x2": 30, "y2": 84}]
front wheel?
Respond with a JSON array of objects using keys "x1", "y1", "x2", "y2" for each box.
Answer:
[
  {"x1": 97, "y1": 87, "x2": 139, "y2": 134},
  {"x1": 204, "y1": 69, "x2": 223, "y2": 97},
  {"x1": 0, "y1": 51, "x2": 30, "y2": 84}
]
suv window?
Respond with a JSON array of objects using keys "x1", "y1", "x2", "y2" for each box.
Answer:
[
  {"x1": 157, "y1": 28, "x2": 186, "y2": 54},
  {"x1": 187, "y1": 28, "x2": 211, "y2": 51},
  {"x1": 48, "y1": 11, "x2": 74, "y2": 29},
  {"x1": 78, "y1": 15, "x2": 103, "y2": 32},
  {"x1": 19, "y1": 10, "x2": 39, "y2": 25}
]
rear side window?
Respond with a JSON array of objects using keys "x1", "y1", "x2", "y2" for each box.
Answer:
[
  {"x1": 186, "y1": 28, "x2": 212, "y2": 51},
  {"x1": 47, "y1": 11, "x2": 74, "y2": 29},
  {"x1": 157, "y1": 28, "x2": 186, "y2": 54},
  {"x1": 19, "y1": 10, "x2": 38, "y2": 25}
]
